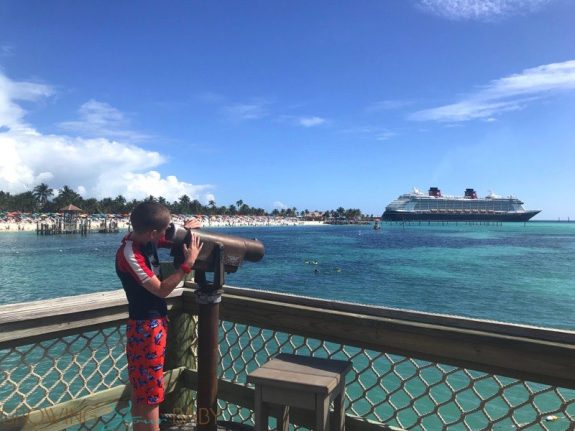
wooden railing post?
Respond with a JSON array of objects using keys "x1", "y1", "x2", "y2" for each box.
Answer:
[{"x1": 160, "y1": 263, "x2": 198, "y2": 421}]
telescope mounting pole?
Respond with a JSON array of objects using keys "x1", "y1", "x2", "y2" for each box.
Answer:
[{"x1": 195, "y1": 243, "x2": 224, "y2": 431}]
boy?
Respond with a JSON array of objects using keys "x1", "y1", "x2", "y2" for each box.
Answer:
[{"x1": 116, "y1": 202, "x2": 202, "y2": 431}]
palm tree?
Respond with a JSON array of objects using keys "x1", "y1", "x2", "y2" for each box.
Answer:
[
  {"x1": 208, "y1": 199, "x2": 216, "y2": 214},
  {"x1": 126, "y1": 199, "x2": 139, "y2": 212},
  {"x1": 32, "y1": 183, "x2": 53, "y2": 208},
  {"x1": 99, "y1": 197, "x2": 114, "y2": 213},
  {"x1": 190, "y1": 199, "x2": 203, "y2": 215},
  {"x1": 113, "y1": 195, "x2": 127, "y2": 213},
  {"x1": 176, "y1": 195, "x2": 191, "y2": 214},
  {"x1": 56, "y1": 186, "x2": 81, "y2": 206},
  {"x1": 13, "y1": 191, "x2": 37, "y2": 212},
  {"x1": 239, "y1": 203, "x2": 250, "y2": 215},
  {"x1": 0, "y1": 191, "x2": 11, "y2": 211},
  {"x1": 82, "y1": 198, "x2": 99, "y2": 214}
]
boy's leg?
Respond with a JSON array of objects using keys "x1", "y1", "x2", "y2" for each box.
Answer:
[
  {"x1": 132, "y1": 396, "x2": 161, "y2": 431},
  {"x1": 126, "y1": 318, "x2": 168, "y2": 431}
]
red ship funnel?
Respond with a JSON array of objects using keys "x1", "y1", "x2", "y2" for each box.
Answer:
[{"x1": 428, "y1": 187, "x2": 442, "y2": 197}]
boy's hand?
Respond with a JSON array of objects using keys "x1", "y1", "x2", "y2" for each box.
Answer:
[
  {"x1": 182, "y1": 232, "x2": 203, "y2": 267},
  {"x1": 184, "y1": 218, "x2": 202, "y2": 229}
]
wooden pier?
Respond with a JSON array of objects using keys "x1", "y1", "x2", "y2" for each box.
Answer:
[
  {"x1": 1, "y1": 282, "x2": 574, "y2": 430},
  {"x1": 35, "y1": 203, "x2": 119, "y2": 235},
  {"x1": 97, "y1": 218, "x2": 120, "y2": 233},
  {"x1": 36, "y1": 220, "x2": 92, "y2": 235}
]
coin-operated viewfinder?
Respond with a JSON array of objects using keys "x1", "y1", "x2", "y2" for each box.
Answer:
[
  {"x1": 164, "y1": 223, "x2": 265, "y2": 274},
  {"x1": 165, "y1": 222, "x2": 265, "y2": 431}
]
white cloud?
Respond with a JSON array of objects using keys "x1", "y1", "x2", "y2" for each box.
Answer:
[
  {"x1": 106, "y1": 171, "x2": 212, "y2": 202},
  {"x1": 366, "y1": 99, "x2": 414, "y2": 112},
  {"x1": 416, "y1": 0, "x2": 552, "y2": 21},
  {"x1": 1, "y1": 44, "x2": 15, "y2": 57},
  {"x1": 339, "y1": 126, "x2": 397, "y2": 142},
  {"x1": 411, "y1": 59, "x2": 575, "y2": 122},
  {"x1": 298, "y1": 116, "x2": 326, "y2": 127},
  {"x1": 375, "y1": 131, "x2": 397, "y2": 141},
  {"x1": 0, "y1": 73, "x2": 54, "y2": 130},
  {"x1": 209, "y1": 95, "x2": 326, "y2": 128},
  {"x1": 0, "y1": 70, "x2": 213, "y2": 202},
  {"x1": 59, "y1": 100, "x2": 150, "y2": 142},
  {"x1": 223, "y1": 101, "x2": 269, "y2": 121},
  {"x1": 273, "y1": 201, "x2": 288, "y2": 210},
  {"x1": 276, "y1": 114, "x2": 329, "y2": 128},
  {"x1": 197, "y1": 92, "x2": 226, "y2": 104}
]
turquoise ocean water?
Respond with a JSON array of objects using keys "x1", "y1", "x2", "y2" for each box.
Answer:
[
  {"x1": 1, "y1": 222, "x2": 575, "y2": 430},
  {"x1": 1, "y1": 221, "x2": 574, "y2": 329}
]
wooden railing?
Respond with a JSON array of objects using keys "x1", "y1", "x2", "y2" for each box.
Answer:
[{"x1": 1, "y1": 286, "x2": 574, "y2": 430}]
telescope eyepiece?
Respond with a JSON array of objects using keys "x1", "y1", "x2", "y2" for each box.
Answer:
[{"x1": 164, "y1": 223, "x2": 189, "y2": 245}]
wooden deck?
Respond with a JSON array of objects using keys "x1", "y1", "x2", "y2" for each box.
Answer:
[
  {"x1": 1, "y1": 286, "x2": 574, "y2": 430},
  {"x1": 160, "y1": 420, "x2": 255, "y2": 431}
]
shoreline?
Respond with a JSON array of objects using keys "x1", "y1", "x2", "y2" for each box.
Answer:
[{"x1": 0, "y1": 216, "x2": 327, "y2": 233}]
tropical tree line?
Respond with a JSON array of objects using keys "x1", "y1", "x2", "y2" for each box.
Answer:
[{"x1": 0, "y1": 184, "x2": 370, "y2": 219}]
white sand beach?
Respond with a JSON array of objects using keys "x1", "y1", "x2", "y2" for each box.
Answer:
[{"x1": 0, "y1": 215, "x2": 325, "y2": 233}]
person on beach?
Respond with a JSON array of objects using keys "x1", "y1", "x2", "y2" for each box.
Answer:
[{"x1": 115, "y1": 202, "x2": 202, "y2": 431}]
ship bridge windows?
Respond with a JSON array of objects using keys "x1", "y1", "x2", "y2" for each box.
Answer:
[
  {"x1": 511, "y1": 203, "x2": 525, "y2": 211},
  {"x1": 387, "y1": 199, "x2": 410, "y2": 210}
]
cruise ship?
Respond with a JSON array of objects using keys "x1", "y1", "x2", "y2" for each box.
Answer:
[{"x1": 382, "y1": 187, "x2": 540, "y2": 222}]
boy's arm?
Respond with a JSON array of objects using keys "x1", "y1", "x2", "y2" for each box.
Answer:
[{"x1": 142, "y1": 232, "x2": 203, "y2": 298}]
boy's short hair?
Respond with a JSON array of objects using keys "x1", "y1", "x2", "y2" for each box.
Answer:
[{"x1": 130, "y1": 202, "x2": 171, "y2": 232}]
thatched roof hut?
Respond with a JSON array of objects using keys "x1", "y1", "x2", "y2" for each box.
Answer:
[{"x1": 59, "y1": 204, "x2": 83, "y2": 213}]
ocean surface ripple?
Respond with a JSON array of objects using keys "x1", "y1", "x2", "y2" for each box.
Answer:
[{"x1": 1, "y1": 222, "x2": 574, "y2": 330}]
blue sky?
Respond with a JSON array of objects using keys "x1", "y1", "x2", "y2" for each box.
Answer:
[{"x1": 0, "y1": 0, "x2": 574, "y2": 219}]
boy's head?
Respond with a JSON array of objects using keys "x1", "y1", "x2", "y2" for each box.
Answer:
[{"x1": 130, "y1": 202, "x2": 171, "y2": 233}]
